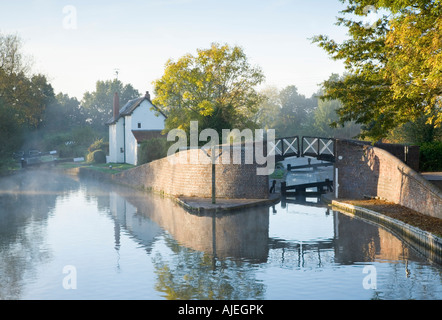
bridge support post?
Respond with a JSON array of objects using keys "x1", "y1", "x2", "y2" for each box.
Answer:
[{"x1": 334, "y1": 167, "x2": 339, "y2": 198}]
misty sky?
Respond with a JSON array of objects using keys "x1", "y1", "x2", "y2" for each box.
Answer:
[{"x1": 0, "y1": 0, "x2": 350, "y2": 100}]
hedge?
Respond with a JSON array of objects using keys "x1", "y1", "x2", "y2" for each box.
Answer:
[
  {"x1": 420, "y1": 141, "x2": 442, "y2": 172},
  {"x1": 138, "y1": 138, "x2": 169, "y2": 165}
]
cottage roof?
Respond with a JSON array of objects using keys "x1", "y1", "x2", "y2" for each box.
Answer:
[{"x1": 106, "y1": 92, "x2": 167, "y2": 125}]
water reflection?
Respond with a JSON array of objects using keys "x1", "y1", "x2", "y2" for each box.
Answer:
[
  {"x1": 0, "y1": 171, "x2": 80, "y2": 299},
  {"x1": 0, "y1": 170, "x2": 441, "y2": 300},
  {"x1": 106, "y1": 182, "x2": 442, "y2": 299},
  {"x1": 334, "y1": 213, "x2": 413, "y2": 264},
  {"x1": 103, "y1": 184, "x2": 270, "y2": 299}
]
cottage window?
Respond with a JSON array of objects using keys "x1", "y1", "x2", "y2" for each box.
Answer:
[{"x1": 138, "y1": 123, "x2": 141, "y2": 129}]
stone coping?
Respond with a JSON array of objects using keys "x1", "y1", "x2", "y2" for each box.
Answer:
[
  {"x1": 422, "y1": 172, "x2": 442, "y2": 181},
  {"x1": 325, "y1": 197, "x2": 442, "y2": 265},
  {"x1": 176, "y1": 194, "x2": 281, "y2": 214}
]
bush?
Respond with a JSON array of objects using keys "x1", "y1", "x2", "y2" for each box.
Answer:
[
  {"x1": 88, "y1": 138, "x2": 109, "y2": 154},
  {"x1": 85, "y1": 138, "x2": 109, "y2": 164},
  {"x1": 86, "y1": 149, "x2": 106, "y2": 164},
  {"x1": 0, "y1": 157, "x2": 18, "y2": 175},
  {"x1": 25, "y1": 127, "x2": 103, "y2": 160},
  {"x1": 138, "y1": 138, "x2": 169, "y2": 165},
  {"x1": 58, "y1": 143, "x2": 86, "y2": 158},
  {"x1": 420, "y1": 141, "x2": 442, "y2": 172}
]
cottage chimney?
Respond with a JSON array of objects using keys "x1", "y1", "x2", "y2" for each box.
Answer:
[
  {"x1": 113, "y1": 92, "x2": 120, "y2": 120},
  {"x1": 145, "y1": 91, "x2": 151, "y2": 101}
]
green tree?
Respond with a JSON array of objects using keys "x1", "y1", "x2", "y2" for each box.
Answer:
[
  {"x1": 312, "y1": 0, "x2": 442, "y2": 141},
  {"x1": 0, "y1": 32, "x2": 54, "y2": 167},
  {"x1": 314, "y1": 95, "x2": 361, "y2": 139},
  {"x1": 387, "y1": 114, "x2": 442, "y2": 145},
  {"x1": 153, "y1": 43, "x2": 265, "y2": 138},
  {"x1": 0, "y1": 68, "x2": 54, "y2": 130},
  {"x1": 254, "y1": 86, "x2": 281, "y2": 130},
  {"x1": 81, "y1": 79, "x2": 140, "y2": 133},
  {"x1": 274, "y1": 85, "x2": 317, "y2": 137},
  {"x1": 0, "y1": 33, "x2": 54, "y2": 130},
  {"x1": 43, "y1": 93, "x2": 86, "y2": 132},
  {"x1": 0, "y1": 96, "x2": 23, "y2": 170}
]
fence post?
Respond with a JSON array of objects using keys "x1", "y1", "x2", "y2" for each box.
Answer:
[{"x1": 317, "y1": 138, "x2": 321, "y2": 157}]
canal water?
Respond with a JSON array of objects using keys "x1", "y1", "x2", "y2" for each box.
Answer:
[{"x1": 0, "y1": 167, "x2": 441, "y2": 300}]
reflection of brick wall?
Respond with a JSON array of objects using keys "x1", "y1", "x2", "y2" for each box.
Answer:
[
  {"x1": 113, "y1": 147, "x2": 269, "y2": 199},
  {"x1": 120, "y1": 190, "x2": 270, "y2": 261},
  {"x1": 335, "y1": 139, "x2": 442, "y2": 219}
]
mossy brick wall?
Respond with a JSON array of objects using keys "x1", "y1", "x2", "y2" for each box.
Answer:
[
  {"x1": 113, "y1": 147, "x2": 269, "y2": 199},
  {"x1": 335, "y1": 139, "x2": 442, "y2": 219}
]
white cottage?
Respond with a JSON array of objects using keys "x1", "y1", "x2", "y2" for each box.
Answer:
[{"x1": 106, "y1": 91, "x2": 166, "y2": 165}]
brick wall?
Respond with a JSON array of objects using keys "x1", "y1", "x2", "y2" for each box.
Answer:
[
  {"x1": 339, "y1": 139, "x2": 420, "y2": 171},
  {"x1": 335, "y1": 139, "x2": 442, "y2": 219},
  {"x1": 113, "y1": 146, "x2": 270, "y2": 199}
]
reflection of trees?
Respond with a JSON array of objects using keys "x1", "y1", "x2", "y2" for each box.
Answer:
[
  {"x1": 0, "y1": 170, "x2": 79, "y2": 299},
  {"x1": 153, "y1": 234, "x2": 265, "y2": 300},
  {"x1": 104, "y1": 184, "x2": 268, "y2": 300},
  {"x1": 81, "y1": 178, "x2": 112, "y2": 213}
]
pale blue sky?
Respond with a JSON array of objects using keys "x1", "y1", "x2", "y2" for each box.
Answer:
[{"x1": 0, "y1": 0, "x2": 349, "y2": 100}]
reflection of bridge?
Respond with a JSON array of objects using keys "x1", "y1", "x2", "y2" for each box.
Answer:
[
  {"x1": 268, "y1": 237, "x2": 335, "y2": 268},
  {"x1": 269, "y1": 136, "x2": 335, "y2": 162},
  {"x1": 108, "y1": 184, "x2": 338, "y2": 268}
]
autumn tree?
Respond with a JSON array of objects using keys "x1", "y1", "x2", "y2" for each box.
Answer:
[
  {"x1": 152, "y1": 43, "x2": 265, "y2": 138},
  {"x1": 0, "y1": 33, "x2": 54, "y2": 130},
  {"x1": 0, "y1": 32, "x2": 31, "y2": 76},
  {"x1": 313, "y1": 0, "x2": 442, "y2": 141},
  {"x1": 0, "y1": 32, "x2": 54, "y2": 168}
]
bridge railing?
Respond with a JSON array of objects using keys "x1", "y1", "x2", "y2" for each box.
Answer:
[
  {"x1": 301, "y1": 136, "x2": 335, "y2": 162},
  {"x1": 268, "y1": 136, "x2": 300, "y2": 161},
  {"x1": 268, "y1": 135, "x2": 336, "y2": 162}
]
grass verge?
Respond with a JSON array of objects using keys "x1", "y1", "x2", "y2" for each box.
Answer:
[
  {"x1": 56, "y1": 161, "x2": 135, "y2": 174},
  {"x1": 341, "y1": 199, "x2": 442, "y2": 238}
]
